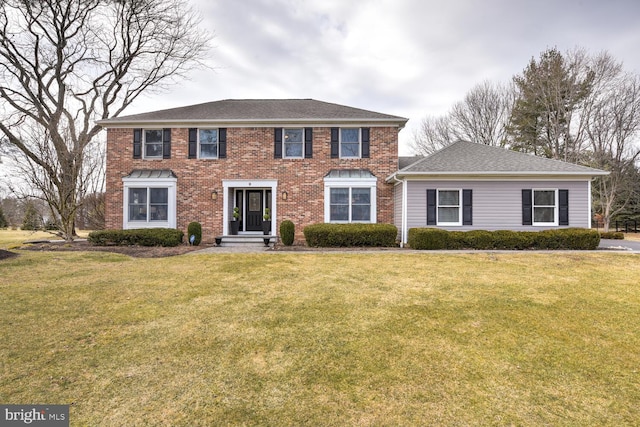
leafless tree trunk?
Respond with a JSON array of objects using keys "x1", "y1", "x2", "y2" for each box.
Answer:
[{"x1": 0, "y1": 0, "x2": 211, "y2": 240}]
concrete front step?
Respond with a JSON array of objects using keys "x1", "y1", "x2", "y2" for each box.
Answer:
[{"x1": 215, "y1": 235, "x2": 277, "y2": 247}]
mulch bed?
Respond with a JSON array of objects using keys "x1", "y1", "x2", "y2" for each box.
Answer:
[
  {"x1": 0, "y1": 249, "x2": 18, "y2": 260},
  {"x1": 16, "y1": 240, "x2": 204, "y2": 258}
]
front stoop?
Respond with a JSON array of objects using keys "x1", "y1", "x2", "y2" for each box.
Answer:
[{"x1": 215, "y1": 235, "x2": 277, "y2": 247}]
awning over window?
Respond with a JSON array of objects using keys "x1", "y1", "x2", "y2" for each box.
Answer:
[
  {"x1": 324, "y1": 169, "x2": 375, "y2": 179},
  {"x1": 125, "y1": 169, "x2": 177, "y2": 179}
]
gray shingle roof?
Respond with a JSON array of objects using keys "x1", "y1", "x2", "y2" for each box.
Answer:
[
  {"x1": 399, "y1": 156, "x2": 423, "y2": 169},
  {"x1": 395, "y1": 141, "x2": 607, "y2": 177},
  {"x1": 99, "y1": 99, "x2": 408, "y2": 126}
]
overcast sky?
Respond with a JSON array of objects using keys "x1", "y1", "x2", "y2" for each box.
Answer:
[{"x1": 128, "y1": 0, "x2": 640, "y2": 155}]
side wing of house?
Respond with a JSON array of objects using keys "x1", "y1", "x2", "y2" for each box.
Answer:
[{"x1": 404, "y1": 179, "x2": 591, "y2": 231}]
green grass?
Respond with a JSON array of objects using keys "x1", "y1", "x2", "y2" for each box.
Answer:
[{"x1": 1, "y1": 249, "x2": 639, "y2": 425}]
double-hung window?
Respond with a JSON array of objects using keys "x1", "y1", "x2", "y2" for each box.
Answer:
[
  {"x1": 437, "y1": 189, "x2": 461, "y2": 225},
  {"x1": 144, "y1": 129, "x2": 163, "y2": 158},
  {"x1": 427, "y1": 188, "x2": 472, "y2": 226},
  {"x1": 199, "y1": 129, "x2": 218, "y2": 159},
  {"x1": 340, "y1": 128, "x2": 360, "y2": 158},
  {"x1": 533, "y1": 189, "x2": 557, "y2": 225},
  {"x1": 284, "y1": 128, "x2": 304, "y2": 158}
]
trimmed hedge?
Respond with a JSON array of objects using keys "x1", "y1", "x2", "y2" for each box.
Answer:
[
  {"x1": 600, "y1": 231, "x2": 624, "y2": 240},
  {"x1": 303, "y1": 223, "x2": 398, "y2": 247},
  {"x1": 280, "y1": 220, "x2": 295, "y2": 246},
  {"x1": 88, "y1": 228, "x2": 184, "y2": 247},
  {"x1": 408, "y1": 228, "x2": 600, "y2": 250},
  {"x1": 187, "y1": 221, "x2": 202, "y2": 246}
]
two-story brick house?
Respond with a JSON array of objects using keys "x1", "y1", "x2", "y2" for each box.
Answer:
[{"x1": 98, "y1": 99, "x2": 408, "y2": 242}]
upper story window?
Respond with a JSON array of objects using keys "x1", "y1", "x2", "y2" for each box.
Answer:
[
  {"x1": 284, "y1": 128, "x2": 304, "y2": 158},
  {"x1": 188, "y1": 128, "x2": 227, "y2": 159},
  {"x1": 199, "y1": 129, "x2": 218, "y2": 159},
  {"x1": 144, "y1": 129, "x2": 163, "y2": 158},
  {"x1": 133, "y1": 128, "x2": 170, "y2": 159},
  {"x1": 274, "y1": 127, "x2": 312, "y2": 159},
  {"x1": 330, "y1": 127, "x2": 370, "y2": 159},
  {"x1": 340, "y1": 128, "x2": 360, "y2": 158}
]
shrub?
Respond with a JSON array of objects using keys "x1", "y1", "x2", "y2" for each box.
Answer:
[
  {"x1": 600, "y1": 231, "x2": 624, "y2": 240},
  {"x1": 280, "y1": 220, "x2": 295, "y2": 246},
  {"x1": 408, "y1": 228, "x2": 600, "y2": 250},
  {"x1": 187, "y1": 221, "x2": 202, "y2": 246},
  {"x1": 303, "y1": 223, "x2": 398, "y2": 247},
  {"x1": 88, "y1": 228, "x2": 184, "y2": 247}
]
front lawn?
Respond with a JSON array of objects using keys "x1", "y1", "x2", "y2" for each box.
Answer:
[{"x1": 1, "y1": 250, "x2": 639, "y2": 425}]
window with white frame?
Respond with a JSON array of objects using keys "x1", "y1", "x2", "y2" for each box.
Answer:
[
  {"x1": 284, "y1": 128, "x2": 304, "y2": 158},
  {"x1": 437, "y1": 189, "x2": 461, "y2": 225},
  {"x1": 199, "y1": 129, "x2": 218, "y2": 159},
  {"x1": 533, "y1": 189, "x2": 557, "y2": 225},
  {"x1": 324, "y1": 170, "x2": 376, "y2": 223},
  {"x1": 122, "y1": 171, "x2": 177, "y2": 229},
  {"x1": 128, "y1": 188, "x2": 168, "y2": 222},
  {"x1": 340, "y1": 128, "x2": 360, "y2": 158},
  {"x1": 144, "y1": 129, "x2": 163, "y2": 158}
]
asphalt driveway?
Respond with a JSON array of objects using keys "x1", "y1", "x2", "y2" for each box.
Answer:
[{"x1": 599, "y1": 238, "x2": 640, "y2": 252}]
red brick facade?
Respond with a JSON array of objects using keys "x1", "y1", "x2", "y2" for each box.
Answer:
[{"x1": 105, "y1": 126, "x2": 400, "y2": 242}]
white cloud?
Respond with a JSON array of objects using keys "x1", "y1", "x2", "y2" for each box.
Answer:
[{"x1": 127, "y1": 0, "x2": 640, "y2": 154}]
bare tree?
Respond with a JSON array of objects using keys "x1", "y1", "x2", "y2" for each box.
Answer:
[
  {"x1": 0, "y1": 0, "x2": 211, "y2": 240},
  {"x1": 584, "y1": 62, "x2": 640, "y2": 231},
  {"x1": 411, "y1": 81, "x2": 514, "y2": 155}
]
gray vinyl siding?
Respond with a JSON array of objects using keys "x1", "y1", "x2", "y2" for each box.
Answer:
[
  {"x1": 393, "y1": 181, "x2": 403, "y2": 230},
  {"x1": 405, "y1": 180, "x2": 591, "y2": 231}
]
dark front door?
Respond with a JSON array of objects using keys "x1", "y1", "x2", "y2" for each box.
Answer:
[{"x1": 245, "y1": 190, "x2": 263, "y2": 231}]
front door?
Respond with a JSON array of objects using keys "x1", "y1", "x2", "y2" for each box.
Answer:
[{"x1": 245, "y1": 190, "x2": 263, "y2": 231}]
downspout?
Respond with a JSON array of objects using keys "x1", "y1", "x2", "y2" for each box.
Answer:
[{"x1": 390, "y1": 173, "x2": 407, "y2": 248}]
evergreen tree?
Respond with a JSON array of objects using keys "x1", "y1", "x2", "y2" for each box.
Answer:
[
  {"x1": 508, "y1": 48, "x2": 594, "y2": 162},
  {"x1": 0, "y1": 205, "x2": 7, "y2": 228},
  {"x1": 21, "y1": 202, "x2": 42, "y2": 231}
]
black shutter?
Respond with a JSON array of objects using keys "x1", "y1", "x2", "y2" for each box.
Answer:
[
  {"x1": 463, "y1": 189, "x2": 473, "y2": 225},
  {"x1": 162, "y1": 128, "x2": 171, "y2": 159},
  {"x1": 188, "y1": 128, "x2": 197, "y2": 159},
  {"x1": 522, "y1": 189, "x2": 533, "y2": 225},
  {"x1": 133, "y1": 128, "x2": 142, "y2": 159},
  {"x1": 304, "y1": 127, "x2": 313, "y2": 159},
  {"x1": 218, "y1": 128, "x2": 227, "y2": 159},
  {"x1": 427, "y1": 189, "x2": 437, "y2": 225},
  {"x1": 274, "y1": 128, "x2": 283, "y2": 159},
  {"x1": 330, "y1": 127, "x2": 339, "y2": 158},
  {"x1": 559, "y1": 189, "x2": 569, "y2": 226},
  {"x1": 361, "y1": 127, "x2": 370, "y2": 158}
]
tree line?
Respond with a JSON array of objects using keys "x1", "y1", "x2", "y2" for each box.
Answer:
[{"x1": 411, "y1": 48, "x2": 640, "y2": 231}]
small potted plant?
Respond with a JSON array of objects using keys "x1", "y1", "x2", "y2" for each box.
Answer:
[
  {"x1": 230, "y1": 206, "x2": 240, "y2": 235},
  {"x1": 262, "y1": 208, "x2": 271, "y2": 235}
]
